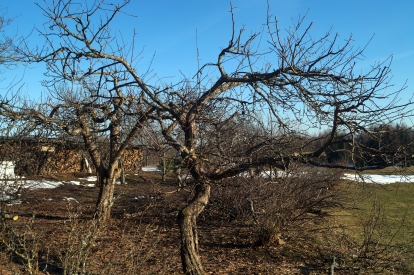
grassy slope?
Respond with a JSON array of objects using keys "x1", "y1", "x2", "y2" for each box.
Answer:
[{"x1": 333, "y1": 175, "x2": 414, "y2": 273}]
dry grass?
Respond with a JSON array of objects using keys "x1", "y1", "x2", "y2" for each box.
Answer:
[{"x1": 0, "y1": 170, "x2": 411, "y2": 274}]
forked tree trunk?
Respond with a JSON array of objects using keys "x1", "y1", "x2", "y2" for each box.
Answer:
[
  {"x1": 95, "y1": 171, "x2": 117, "y2": 222},
  {"x1": 178, "y1": 182, "x2": 211, "y2": 275}
]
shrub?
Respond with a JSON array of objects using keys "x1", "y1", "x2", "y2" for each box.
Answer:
[{"x1": 205, "y1": 167, "x2": 344, "y2": 246}]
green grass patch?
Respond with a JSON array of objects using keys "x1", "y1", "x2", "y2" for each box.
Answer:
[
  {"x1": 342, "y1": 181, "x2": 414, "y2": 226},
  {"x1": 333, "y1": 180, "x2": 414, "y2": 272}
]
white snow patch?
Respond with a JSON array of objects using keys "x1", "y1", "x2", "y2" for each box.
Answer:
[
  {"x1": 65, "y1": 180, "x2": 95, "y2": 187},
  {"x1": 342, "y1": 173, "x2": 414, "y2": 184},
  {"x1": 259, "y1": 170, "x2": 288, "y2": 178},
  {"x1": 133, "y1": 196, "x2": 146, "y2": 200},
  {"x1": 141, "y1": 167, "x2": 160, "y2": 172},
  {"x1": 0, "y1": 161, "x2": 16, "y2": 179},
  {"x1": 25, "y1": 180, "x2": 64, "y2": 189},
  {"x1": 0, "y1": 193, "x2": 18, "y2": 203},
  {"x1": 133, "y1": 195, "x2": 154, "y2": 200},
  {"x1": 0, "y1": 180, "x2": 63, "y2": 190},
  {"x1": 0, "y1": 179, "x2": 62, "y2": 202},
  {"x1": 6, "y1": 200, "x2": 21, "y2": 206},
  {"x1": 63, "y1": 197, "x2": 79, "y2": 203},
  {"x1": 0, "y1": 173, "x2": 99, "y2": 204}
]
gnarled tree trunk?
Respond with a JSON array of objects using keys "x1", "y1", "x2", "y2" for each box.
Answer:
[
  {"x1": 94, "y1": 162, "x2": 119, "y2": 222},
  {"x1": 95, "y1": 172, "x2": 116, "y2": 222},
  {"x1": 178, "y1": 182, "x2": 211, "y2": 275},
  {"x1": 94, "y1": 109, "x2": 122, "y2": 222}
]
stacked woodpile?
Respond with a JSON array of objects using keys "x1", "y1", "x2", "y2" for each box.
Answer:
[
  {"x1": 122, "y1": 148, "x2": 143, "y2": 173},
  {"x1": 12, "y1": 146, "x2": 89, "y2": 176},
  {"x1": 37, "y1": 147, "x2": 144, "y2": 174},
  {"x1": 14, "y1": 151, "x2": 51, "y2": 176},
  {"x1": 39, "y1": 149, "x2": 85, "y2": 174},
  {"x1": 0, "y1": 138, "x2": 144, "y2": 176},
  {"x1": 37, "y1": 147, "x2": 143, "y2": 174}
]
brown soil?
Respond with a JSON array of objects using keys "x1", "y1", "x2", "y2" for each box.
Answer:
[{"x1": 0, "y1": 172, "x2": 362, "y2": 274}]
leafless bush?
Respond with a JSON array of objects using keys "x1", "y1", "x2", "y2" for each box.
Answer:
[
  {"x1": 205, "y1": 167, "x2": 344, "y2": 246},
  {"x1": 251, "y1": 167, "x2": 344, "y2": 246},
  {"x1": 98, "y1": 222, "x2": 163, "y2": 274},
  {"x1": 0, "y1": 203, "x2": 97, "y2": 275},
  {"x1": 354, "y1": 200, "x2": 410, "y2": 273},
  {"x1": 59, "y1": 203, "x2": 101, "y2": 275},
  {"x1": 0, "y1": 196, "x2": 167, "y2": 275},
  {"x1": 58, "y1": 201, "x2": 164, "y2": 274},
  {"x1": 205, "y1": 177, "x2": 256, "y2": 222},
  {"x1": 325, "y1": 194, "x2": 414, "y2": 274},
  {"x1": 0, "y1": 216, "x2": 43, "y2": 275}
]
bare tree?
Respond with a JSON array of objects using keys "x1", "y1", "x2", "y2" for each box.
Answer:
[
  {"x1": 149, "y1": 10, "x2": 413, "y2": 275},
  {"x1": 0, "y1": 86, "x2": 152, "y2": 221},
  {"x1": 1, "y1": 0, "x2": 154, "y2": 221},
  {"x1": 1, "y1": 1, "x2": 412, "y2": 274}
]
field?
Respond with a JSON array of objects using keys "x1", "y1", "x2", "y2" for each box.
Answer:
[
  {"x1": 336, "y1": 179, "x2": 414, "y2": 270},
  {"x1": 0, "y1": 169, "x2": 413, "y2": 274}
]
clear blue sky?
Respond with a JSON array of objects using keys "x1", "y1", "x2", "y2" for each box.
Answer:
[{"x1": 1, "y1": 0, "x2": 413, "y2": 106}]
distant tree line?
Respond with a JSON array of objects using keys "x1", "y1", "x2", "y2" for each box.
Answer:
[{"x1": 323, "y1": 123, "x2": 414, "y2": 168}]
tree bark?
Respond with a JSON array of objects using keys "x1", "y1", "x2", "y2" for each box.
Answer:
[
  {"x1": 119, "y1": 159, "x2": 126, "y2": 184},
  {"x1": 94, "y1": 109, "x2": 122, "y2": 221},
  {"x1": 94, "y1": 169, "x2": 117, "y2": 222},
  {"x1": 178, "y1": 182, "x2": 211, "y2": 275}
]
